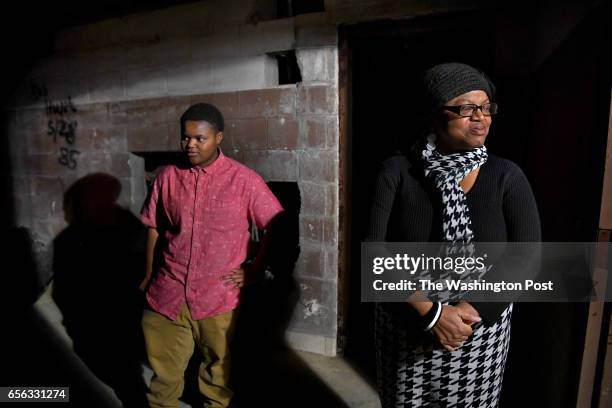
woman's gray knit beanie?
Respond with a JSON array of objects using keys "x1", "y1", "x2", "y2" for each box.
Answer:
[{"x1": 423, "y1": 62, "x2": 495, "y2": 113}]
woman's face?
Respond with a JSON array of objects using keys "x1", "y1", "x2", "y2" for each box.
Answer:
[{"x1": 433, "y1": 90, "x2": 492, "y2": 153}]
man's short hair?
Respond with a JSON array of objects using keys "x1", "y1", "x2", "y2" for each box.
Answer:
[{"x1": 180, "y1": 103, "x2": 225, "y2": 133}]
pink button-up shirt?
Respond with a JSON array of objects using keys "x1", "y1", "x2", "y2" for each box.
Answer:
[{"x1": 140, "y1": 151, "x2": 283, "y2": 320}]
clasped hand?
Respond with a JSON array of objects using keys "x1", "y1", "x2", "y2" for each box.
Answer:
[{"x1": 432, "y1": 302, "x2": 481, "y2": 352}]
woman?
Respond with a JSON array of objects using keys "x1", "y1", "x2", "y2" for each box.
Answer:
[{"x1": 368, "y1": 63, "x2": 541, "y2": 407}]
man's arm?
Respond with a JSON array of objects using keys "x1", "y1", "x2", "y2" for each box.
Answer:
[
  {"x1": 139, "y1": 227, "x2": 159, "y2": 291},
  {"x1": 221, "y1": 214, "x2": 281, "y2": 288}
]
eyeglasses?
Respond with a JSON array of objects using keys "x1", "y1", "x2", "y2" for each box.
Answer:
[{"x1": 442, "y1": 102, "x2": 498, "y2": 117}]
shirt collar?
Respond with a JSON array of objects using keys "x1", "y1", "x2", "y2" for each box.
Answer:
[{"x1": 189, "y1": 148, "x2": 227, "y2": 174}]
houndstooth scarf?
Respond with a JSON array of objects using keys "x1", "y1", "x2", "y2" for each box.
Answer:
[{"x1": 421, "y1": 134, "x2": 488, "y2": 243}]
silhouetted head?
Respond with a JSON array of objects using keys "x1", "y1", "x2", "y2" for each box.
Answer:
[{"x1": 63, "y1": 173, "x2": 121, "y2": 225}]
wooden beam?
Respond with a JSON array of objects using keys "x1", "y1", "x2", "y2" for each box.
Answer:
[{"x1": 577, "y1": 92, "x2": 612, "y2": 408}]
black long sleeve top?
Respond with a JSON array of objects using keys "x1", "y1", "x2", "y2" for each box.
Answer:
[{"x1": 367, "y1": 153, "x2": 542, "y2": 323}]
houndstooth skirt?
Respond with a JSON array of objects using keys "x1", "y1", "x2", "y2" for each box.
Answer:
[{"x1": 375, "y1": 303, "x2": 513, "y2": 408}]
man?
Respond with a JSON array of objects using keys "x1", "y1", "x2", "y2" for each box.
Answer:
[{"x1": 139, "y1": 103, "x2": 284, "y2": 408}]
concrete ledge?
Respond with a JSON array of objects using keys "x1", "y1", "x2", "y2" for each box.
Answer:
[{"x1": 285, "y1": 330, "x2": 337, "y2": 356}]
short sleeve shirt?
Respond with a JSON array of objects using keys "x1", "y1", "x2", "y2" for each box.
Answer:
[{"x1": 140, "y1": 151, "x2": 284, "y2": 320}]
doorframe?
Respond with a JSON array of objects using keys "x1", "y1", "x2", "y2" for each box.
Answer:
[{"x1": 336, "y1": 24, "x2": 351, "y2": 354}]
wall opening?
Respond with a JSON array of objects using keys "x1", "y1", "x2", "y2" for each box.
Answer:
[{"x1": 270, "y1": 50, "x2": 302, "y2": 85}]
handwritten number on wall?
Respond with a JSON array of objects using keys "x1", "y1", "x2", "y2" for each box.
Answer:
[
  {"x1": 58, "y1": 147, "x2": 81, "y2": 170},
  {"x1": 48, "y1": 119, "x2": 78, "y2": 145},
  {"x1": 32, "y1": 82, "x2": 81, "y2": 170}
]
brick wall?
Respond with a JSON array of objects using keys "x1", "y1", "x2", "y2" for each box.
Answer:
[{"x1": 7, "y1": 1, "x2": 340, "y2": 356}]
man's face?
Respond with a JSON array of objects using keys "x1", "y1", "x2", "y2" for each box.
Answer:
[{"x1": 181, "y1": 120, "x2": 223, "y2": 168}]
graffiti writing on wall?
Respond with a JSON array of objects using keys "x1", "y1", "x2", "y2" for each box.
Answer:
[{"x1": 32, "y1": 83, "x2": 81, "y2": 170}]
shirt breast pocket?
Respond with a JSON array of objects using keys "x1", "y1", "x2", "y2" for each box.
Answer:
[{"x1": 208, "y1": 199, "x2": 246, "y2": 232}]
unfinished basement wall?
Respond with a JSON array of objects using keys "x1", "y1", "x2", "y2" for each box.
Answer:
[{"x1": 7, "y1": 0, "x2": 340, "y2": 356}]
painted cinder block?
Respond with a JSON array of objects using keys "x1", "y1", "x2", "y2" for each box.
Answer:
[
  {"x1": 239, "y1": 18, "x2": 295, "y2": 56},
  {"x1": 298, "y1": 149, "x2": 337, "y2": 183},
  {"x1": 166, "y1": 122, "x2": 182, "y2": 151},
  {"x1": 298, "y1": 181, "x2": 326, "y2": 216},
  {"x1": 191, "y1": 91, "x2": 240, "y2": 119},
  {"x1": 76, "y1": 125, "x2": 126, "y2": 154},
  {"x1": 74, "y1": 152, "x2": 114, "y2": 178},
  {"x1": 125, "y1": 99, "x2": 168, "y2": 129},
  {"x1": 325, "y1": 248, "x2": 339, "y2": 281},
  {"x1": 222, "y1": 119, "x2": 238, "y2": 149},
  {"x1": 299, "y1": 215, "x2": 325, "y2": 243},
  {"x1": 166, "y1": 63, "x2": 212, "y2": 96},
  {"x1": 233, "y1": 118, "x2": 268, "y2": 150},
  {"x1": 125, "y1": 67, "x2": 167, "y2": 98},
  {"x1": 26, "y1": 128, "x2": 58, "y2": 156},
  {"x1": 127, "y1": 123, "x2": 170, "y2": 152},
  {"x1": 108, "y1": 103, "x2": 128, "y2": 126},
  {"x1": 323, "y1": 215, "x2": 338, "y2": 245},
  {"x1": 242, "y1": 150, "x2": 298, "y2": 182},
  {"x1": 297, "y1": 85, "x2": 338, "y2": 116},
  {"x1": 32, "y1": 176, "x2": 64, "y2": 198},
  {"x1": 73, "y1": 48, "x2": 124, "y2": 76},
  {"x1": 295, "y1": 243, "x2": 326, "y2": 279},
  {"x1": 125, "y1": 39, "x2": 192, "y2": 72},
  {"x1": 211, "y1": 55, "x2": 276, "y2": 93},
  {"x1": 295, "y1": 12, "x2": 338, "y2": 48},
  {"x1": 192, "y1": 25, "x2": 241, "y2": 60},
  {"x1": 296, "y1": 47, "x2": 337, "y2": 84},
  {"x1": 116, "y1": 177, "x2": 133, "y2": 209},
  {"x1": 160, "y1": 96, "x2": 193, "y2": 124},
  {"x1": 76, "y1": 103, "x2": 110, "y2": 129},
  {"x1": 88, "y1": 71, "x2": 125, "y2": 103},
  {"x1": 222, "y1": 149, "x2": 244, "y2": 163},
  {"x1": 111, "y1": 153, "x2": 132, "y2": 178},
  {"x1": 299, "y1": 117, "x2": 327, "y2": 149},
  {"x1": 44, "y1": 75, "x2": 90, "y2": 106},
  {"x1": 268, "y1": 116, "x2": 299, "y2": 150},
  {"x1": 24, "y1": 153, "x2": 65, "y2": 177},
  {"x1": 326, "y1": 184, "x2": 337, "y2": 217},
  {"x1": 289, "y1": 276, "x2": 337, "y2": 338},
  {"x1": 238, "y1": 87, "x2": 296, "y2": 118}
]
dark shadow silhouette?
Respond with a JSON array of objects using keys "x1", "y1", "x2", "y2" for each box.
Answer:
[
  {"x1": 0, "y1": 228, "x2": 124, "y2": 406},
  {"x1": 230, "y1": 181, "x2": 348, "y2": 408},
  {"x1": 51, "y1": 173, "x2": 148, "y2": 407},
  {"x1": 1, "y1": 305, "x2": 130, "y2": 407},
  {"x1": 2, "y1": 227, "x2": 44, "y2": 310}
]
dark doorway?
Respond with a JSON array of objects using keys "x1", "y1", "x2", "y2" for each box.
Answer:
[
  {"x1": 342, "y1": 4, "x2": 610, "y2": 407},
  {"x1": 342, "y1": 9, "x2": 498, "y2": 389}
]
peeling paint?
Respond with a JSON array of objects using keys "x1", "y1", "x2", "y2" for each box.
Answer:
[{"x1": 303, "y1": 299, "x2": 321, "y2": 318}]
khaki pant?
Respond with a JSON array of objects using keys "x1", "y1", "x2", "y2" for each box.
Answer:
[{"x1": 142, "y1": 303, "x2": 237, "y2": 408}]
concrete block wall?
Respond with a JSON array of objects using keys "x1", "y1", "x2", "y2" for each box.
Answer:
[{"x1": 7, "y1": 1, "x2": 340, "y2": 355}]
